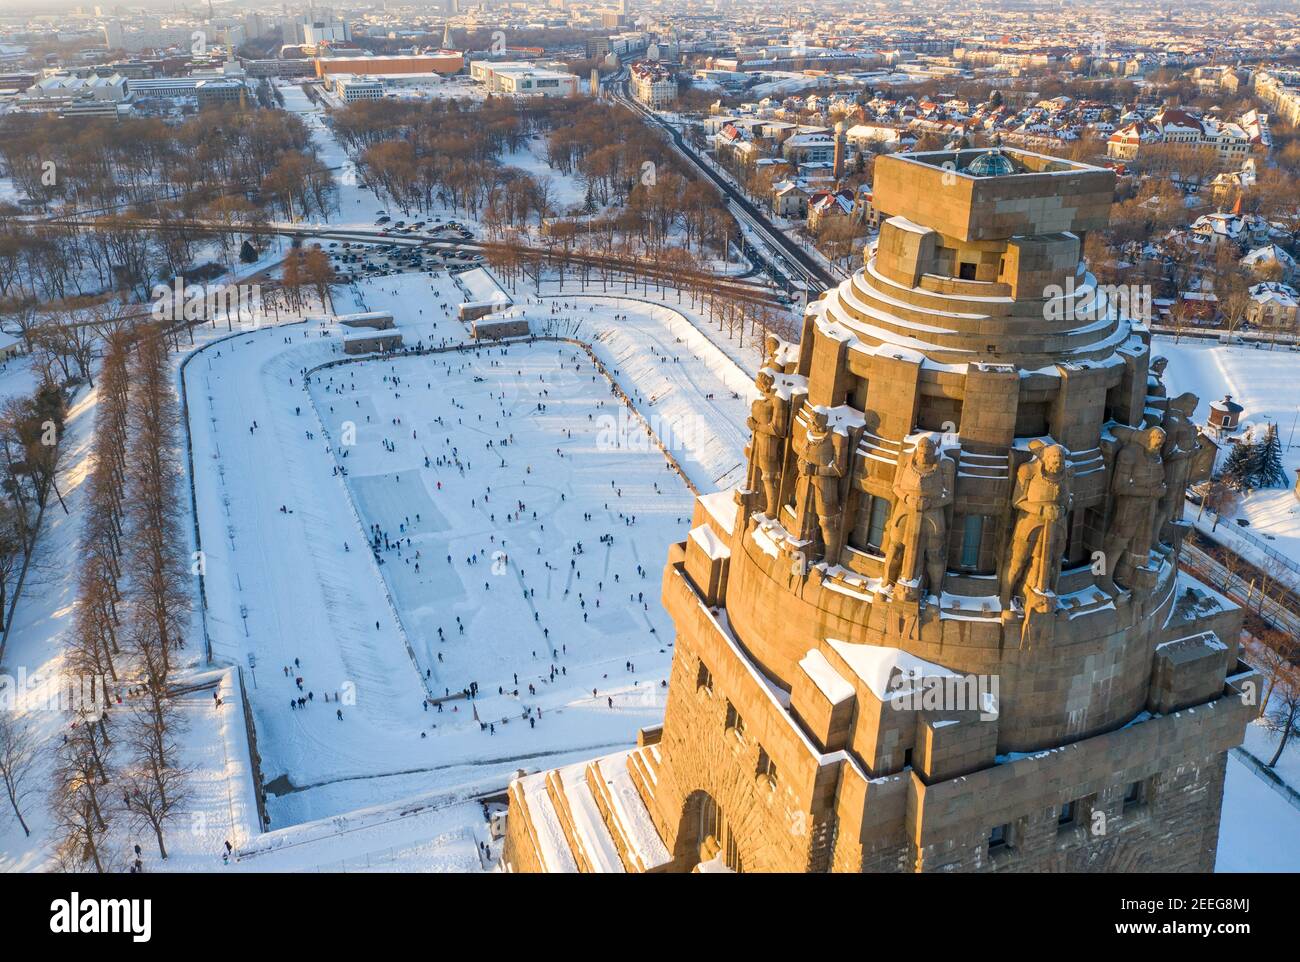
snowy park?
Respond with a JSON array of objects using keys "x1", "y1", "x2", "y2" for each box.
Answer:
[{"x1": 1, "y1": 73, "x2": 1298, "y2": 878}]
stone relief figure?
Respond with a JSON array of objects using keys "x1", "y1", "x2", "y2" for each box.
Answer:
[
  {"x1": 1102, "y1": 425, "x2": 1167, "y2": 591},
  {"x1": 1157, "y1": 392, "x2": 1199, "y2": 540},
  {"x1": 795, "y1": 408, "x2": 848, "y2": 562},
  {"x1": 746, "y1": 369, "x2": 790, "y2": 518},
  {"x1": 1001, "y1": 442, "x2": 1074, "y2": 610},
  {"x1": 1147, "y1": 355, "x2": 1169, "y2": 399},
  {"x1": 762, "y1": 333, "x2": 785, "y2": 374},
  {"x1": 882, "y1": 436, "x2": 955, "y2": 601}
]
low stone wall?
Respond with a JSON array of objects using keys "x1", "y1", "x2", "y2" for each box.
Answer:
[
  {"x1": 342, "y1": 332, "x2": 403, "y2": 355},
  {"x1": 472, "y1": 318, "x2": 531, "y2": 340}
]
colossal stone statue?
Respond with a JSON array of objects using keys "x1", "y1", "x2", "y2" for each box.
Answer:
[
  {"x1": 762, "y1": 333, "x2": 784, "y2": 373},
  {"x1": 795, "y1": 408, "x2": 848, "y2": 562},
  {"x1": 1103, "y1": 425, "x2": 1167, "y2": 591},
  {"x1": 1001, "y1": 442, "x2": 1074, "y2": 610},
  {"x1": 746, "y1": 369, "x2": 790, "y2": 517},
  {"x1": 1157, "y1": 392, "x2": 1199, "y2": 540},
  {"x1": 882, "y1": 435, "x2": 955, "y2": 601},
  {"x1": 1148, "y1": 355, "x2": 1169, "y2": 398}
]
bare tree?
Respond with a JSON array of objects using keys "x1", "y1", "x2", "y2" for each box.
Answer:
[
  {"x1": 1252, "y1": 626, "x2": 1300, "y2": 712},
  {"x1": 1200, "y1": 480, "x2": 1237, "y2": 532},
  {"x1": 124, "y1": 328, "x2": 190, "y2": 686},
  {"x1": 123, "y1": 682, "x2": 188, "y2": 859},
  {"x1": 1266, "y1": 664, "x2": 1300, "y2": 769},
  {"x1": 0, "y1": 711, "x2": 38, "y2": 836},
  {"x1": 50, "y1": 721, "x2": 114, "y2": 872}
]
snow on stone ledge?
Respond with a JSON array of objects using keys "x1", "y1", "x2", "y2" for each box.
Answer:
[
  {"x1": 799, "y1": 649, "x2": 855, "y2": 706},
  {"x1": 690, "y1": 523, "x2": 731, "y2": 560},
  {"x1": 827, "y1": 638, "x2": 960, "y2": 701},
  {"x1": 698, "y1": 488, "x2": 739, "y2": 536}
]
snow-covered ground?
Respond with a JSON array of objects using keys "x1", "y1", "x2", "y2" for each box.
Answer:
[
  {"x1": 1159, "y1": 336, "x2": 1300, "y2": 574},
  {"x1": 1217, "y1": 753, "x2": 1300, "y2": 872},
  {"x1": 178, "y1": 268, "x2": 764, "y2": 843},
  {"x1": 0, "y1": 379, "x2": 99, "y2": 871},
  {"x1": 1241, "y1": 717, "x2": 1300, "y2": 792},
  {"x1": 278, "y1": 81, "x2": 385, "y2": 228},
  {"x1": 229, "y1": 790, "x2": 489, "y2": 873},
  {"x1": 502, "y1": 136, "x2": 580, "y2": 212}
]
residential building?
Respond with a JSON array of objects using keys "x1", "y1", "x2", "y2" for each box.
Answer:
[
  {"x1": 631, "y1": 62, "x2": 675, "y2": 108},
  {"x1": 1247, "y1": 282, "x2": 1299, "y2": 330}
]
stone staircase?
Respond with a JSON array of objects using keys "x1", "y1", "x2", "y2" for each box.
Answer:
[{"x1": 507, "y1": 745, "x2": 673, "y2": 873}]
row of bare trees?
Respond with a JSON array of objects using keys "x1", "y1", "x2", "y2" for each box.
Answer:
[
  {"x1": 0, "y1": 377, "x2": 71, "y2": 840},
  {"x1": 0, "y1": 381, "x2": 67, "y2": 632},
  {"x1": 483, "y1": 235, "x2": 797, "y2": 359},
  {"x1": 52, "y1": 325, "x2": 190, "y2": 870}
]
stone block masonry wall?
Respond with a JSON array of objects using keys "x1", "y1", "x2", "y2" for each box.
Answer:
[
  {"x1": 649, "y1": 566, "x2": 842, "y2": 872},
  {"x1": 901, "y1": 679, "x2": 1253, "y2": 872}
]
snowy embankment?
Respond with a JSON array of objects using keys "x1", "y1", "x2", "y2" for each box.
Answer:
[
  {"x1": 230, "y1": 784, "x2": 486, "y2": 873},
  {"x1": 1217, "y1": 753, "x2": 1300, "y2": 871},
  {"x1": 145, "y1": 667, "x2": 263, "y2": 871},
  {"x1": 534, "y1": 293, "x2": 757, "y2": 492}
]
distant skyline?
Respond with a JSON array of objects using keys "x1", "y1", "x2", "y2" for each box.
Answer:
[{"x1": 0, "y1": 0, "x2": 298, "y2": 16}]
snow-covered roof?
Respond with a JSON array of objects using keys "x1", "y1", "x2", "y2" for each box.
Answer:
[{"x1": 1241, "y1": 244, "x2": 1296, "y2": 270}]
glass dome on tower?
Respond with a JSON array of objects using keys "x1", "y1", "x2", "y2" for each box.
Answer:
[{"x1": 962, "y1": 149, "x2": 1020, "y2": 177}]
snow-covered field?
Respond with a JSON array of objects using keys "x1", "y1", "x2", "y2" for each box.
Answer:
[
  {"x1": 1217, "y1": 751, "x2": 1300, "y2": 872},
  {"x1": 176, "y1": 269, "x2": 762, "y2": 849}
]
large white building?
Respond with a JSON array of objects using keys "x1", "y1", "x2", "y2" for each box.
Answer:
[
  {"x1": 288, "y1": 10, "x2": 351, "y2": 47},
  {"x1": 630, "y1": 62, "x2": 675, "y2": 108},
  {"x1": 470, "y1": 60, "x2": 577, "y2": 97},
  {"x1": 1106, "y1": 107, "x2": 1259, "y2": 164},
  {"x1": 332, "y1": 75, "x2": 383, "y2": 102},
  {"x1": 22, "y1": 71, "x2": 128, "y2": 104},
  {"x1": 19, "y1": 70, "x2": 129, "y2": 116}
]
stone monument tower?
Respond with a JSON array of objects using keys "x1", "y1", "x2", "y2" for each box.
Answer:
[{"x1": 502, "y1": 148, "x2": 1259, "y2": 873}]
